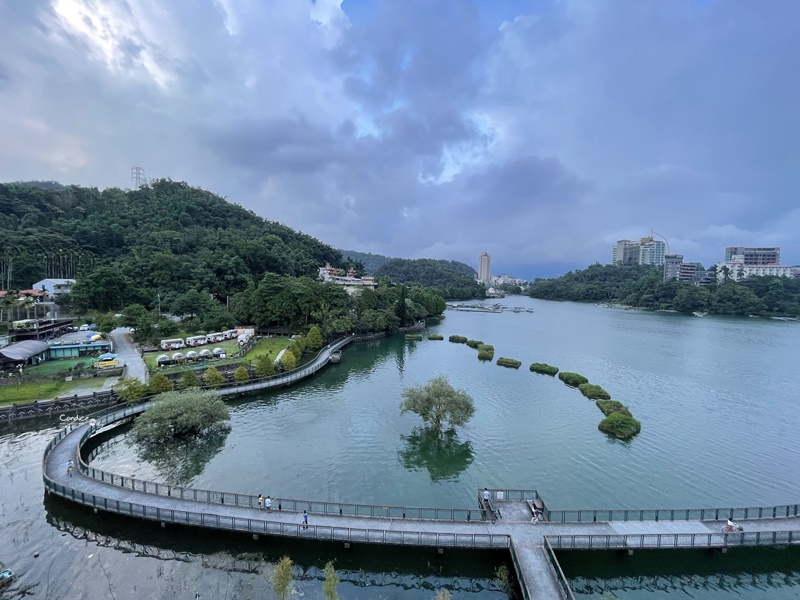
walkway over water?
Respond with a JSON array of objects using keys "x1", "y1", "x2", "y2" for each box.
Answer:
[{"x1": 43, "y1": 398, "x2": 800, "y2": 600}]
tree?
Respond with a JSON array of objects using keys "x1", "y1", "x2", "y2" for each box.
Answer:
[
  {"x1": 148, "y1": 372, "x2": 174, "y2": 395},
  {"x1": 400, "y1": 375, "x2": 475, "y2": 432},
  {"x1": 233, "y1": 365, "x2": 249, "y2": 382},
  {"x1": 255, "y1": 354, "x2": 275, "y2": 377},
  {"x1": 132, "y1": 389, "x2": 230, "y2": 442},
  {"x1": 203, "y1": 366, "x2": 225, "y2": 386},
  {"x1": 115, "y1": 378, "x2": 148, "y2": 401},
  {"x1": 180, "y1": 369, "x2": 200, "y2": 389},
  {"x1": 272, "y1": 556, "x2": 294, "y2": 600},
  {"x1": 306, "y1": 325, "x2": 323, "y2": 351},
  {"x1": 279, "y1": 350, "x2": 297, "y2": 371},
  {"x1": 322, "y1": 561, "x2": 339, "y2": 600},
  {"x1": 395, "y1": 284, "x2": 408, "y2": 326}
]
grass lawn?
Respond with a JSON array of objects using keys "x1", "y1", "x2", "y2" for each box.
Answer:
[
  {"x1": 25, "y1": 358, "x2": 94, "y2": 377},
  {"x1": 0, "y1": 377, "x2": 108, "y2": 406},
  {"x1": 146, "y1": 336, "x2": 292, "y2": 375}
]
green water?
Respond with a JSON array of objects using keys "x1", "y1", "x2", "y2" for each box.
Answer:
[{"x1": 2, "y1": 298, "x2": 799, "y2": 598}]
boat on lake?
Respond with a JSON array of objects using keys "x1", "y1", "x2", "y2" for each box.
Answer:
[
  {"x1": 328, "y1": 350, "x2": 342, "y2": 364},
  {"x1": 692, "y1": 311, "x2": 708, "y2": 318}
]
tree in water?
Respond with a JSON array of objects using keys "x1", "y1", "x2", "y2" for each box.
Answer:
[
  {"x1": 400, "y1": 375, "x2": 475, "y2": 432},
  {"x1": 272, "y1": 556, "x2": 293, "y2": 600},
  {"x1": 132, "y1": 389, "x2": 230, "y2": 443},
  {"x1": 322, "y1": 561, "x2": 339, "y2": 600}
]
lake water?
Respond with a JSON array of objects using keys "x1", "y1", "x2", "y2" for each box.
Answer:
[{"x1": 2, "y1": 297, "x2": 799, "y2": 599}]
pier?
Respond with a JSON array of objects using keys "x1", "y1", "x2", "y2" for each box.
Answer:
[{"x1": 43, "y1": 400, "x2": 800, "y2": 599}]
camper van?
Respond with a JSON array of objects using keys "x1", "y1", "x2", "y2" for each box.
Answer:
[
  {"x1": 160, "y1": 338, "x2": 185, "y2": 350},
  {"x1": 223, "y1": 329, "x2": 238, "y2": 340},
  {"x1": 185, "y1": 335, "x2": 207, "y2": 347},
  {"x1": 206, "y1": 332, "x2": 225, "y2": 343}
]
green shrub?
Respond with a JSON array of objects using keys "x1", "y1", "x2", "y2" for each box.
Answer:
[
  {"x1": 180, "y1": 370, "x2": 200, "y2": 389},
  {"x1": 496, "y1": 357, "x2": 521, "y2": 368},
  {"x1": 405, "y1": 333, "x2": 423, "y2": 340},
  {"x1": 233, "y1": 365, "x2": 250, "y2": 382},
  {"x1": 529, "y1": 363, "x2": 559, "y2": 376},
  {"x1": 578, "y1": 383, "x2": 611, "y2": 400},
  {"x1": 558, "y1": 372, "x2": 589, "y2": 387},
  {"x1": 203, "y1": 366, "x2": 225, "y2": 386},
  {"x1": 477, "y1": 344, "x2": 494, "y2": 361},
  {"x1": 596, "y1": 400, "x2": 632, "y2": 417},
  {"x1": 148, "y1": 372, "x2": 174, "y2": 395},
  {"x1": 427, "y1": 334, "x2": 444, "y2": 341},
  {"x1": 254, "y1": 354, "x2": 276, "y2": 377},
  {"x1": 598, "y1": 412, "x2": 641, "y2": 439},
  {"x1": 448, "y1": 335, "x2": 467, "y2": 343},
  {"x1": 466, "y1": 339, "x2": 483, "y2": 349}
]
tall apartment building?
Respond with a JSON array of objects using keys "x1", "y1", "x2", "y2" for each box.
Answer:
[
  {"x1": 663, "y1": 255, "x2": 684, "y2": 280},
  {"x1": 724, "y1": 247, "x2": 780, "y2": 265},
  {"x1": 478, "y1": 252, "x2": 491, "y2": 283},
  {"x1": 663, "y1": 254, "x2": 714, "y2": 286},
  {"x1": 612, "y1": 236, "x2": 666, "y2": 266}
]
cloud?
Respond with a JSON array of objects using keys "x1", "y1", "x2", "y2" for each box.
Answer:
[{"x1": 1, "y1": 0, "x2": 799, "y2": 278}]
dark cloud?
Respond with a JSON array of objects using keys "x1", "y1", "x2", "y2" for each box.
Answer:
[{"x1": 1, "y1": 0, "x2": 799, "y2": 275}]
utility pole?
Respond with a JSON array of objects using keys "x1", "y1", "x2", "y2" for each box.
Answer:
[{"x1": 131, "y1": 166, "x2": 147, "y2": 188}]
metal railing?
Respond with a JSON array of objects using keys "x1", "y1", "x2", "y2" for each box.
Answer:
[
  {"x1": 508, "y1": 541, "x2": 531, "y2": 600},
  {"x1": 55, "y1": 403, "x2": 490, "y2": 523},
  {"x1": 545, "y1": 505, "x2": 800, "y2": 524},
  {"x1": 543, "y1": 537, "x2": 577, "y2": 600},
  {"x1": 547, "y1": 530, "x2": 799, "y2": 550},
  {"x1": 42, "y1": 476, "x2": 510, "y2": 550}
]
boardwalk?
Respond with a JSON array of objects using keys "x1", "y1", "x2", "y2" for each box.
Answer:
[{"x1": 42, "y1": 374, "x2": 800, "y2": 600}]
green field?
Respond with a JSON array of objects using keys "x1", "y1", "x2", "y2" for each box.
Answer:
[
  {"x1": 147, "y1": 337, "x2": 292, "y2": 374},
  {"x1": 25, "y1": 358, "x2": 94, "y2": 377},
  {"x1": 0, "y1": 377, "x2": 107, "y2": 406}
]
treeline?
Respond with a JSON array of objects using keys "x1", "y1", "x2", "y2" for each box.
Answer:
[
  {"x1": 0, "y1": 180, "x2": 455, "y2": 338},
  {"x1": 0, "y1": 180, "x2": 342, "y2": 304},
  {"x1": 527, "y1": 263, "x2": 800, "y2": 316},
  {"x1": 375, "y1": 258, "x2": 483, "y2": 300}
]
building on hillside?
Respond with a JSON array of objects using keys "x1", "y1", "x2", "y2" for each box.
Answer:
[
  {"x1": 663, "y1": 255, "x2": 684, "y2": 280},
  {"x1": 32, "y1": 278, "x2": 76, "y2": 299},
  {"x1": 478, "y1": 252, "x2": 491, "y2": 283},
  {"x1": 724, "y1": 247, "x2": 780, "y2": 265},
  {"x1": 491, "y1": 274, "x2": 526, "y2": 287},
  {"x1": 663, "y1": 255, "x2": 714, "y2": 286},
  {"x1": 715, "y1": 259, "x2": 795, "y2": 283},
  {"x1": 612, "y1": 236, "x2": 665, "y2": 266},
  {"x1": 318, "y1": 263, "x2": 377, "y2": 295}
]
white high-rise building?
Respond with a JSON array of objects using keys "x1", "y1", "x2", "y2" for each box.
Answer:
[{"x1": 478, "y1": 252, "x2": 491, "y2": 283}]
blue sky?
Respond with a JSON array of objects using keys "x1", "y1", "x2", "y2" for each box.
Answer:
[{"x1": 1, "y1": 0, "x2": 799, "y2": 279}]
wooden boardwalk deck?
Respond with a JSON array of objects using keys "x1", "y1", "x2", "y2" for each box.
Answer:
[{"x1": 41, "y1": 358, "x2": 800, "y2": 600}]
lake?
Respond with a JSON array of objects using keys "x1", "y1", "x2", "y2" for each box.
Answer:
[{"x1": 2, "y1": 297, "x2": 799, "y2": 599}]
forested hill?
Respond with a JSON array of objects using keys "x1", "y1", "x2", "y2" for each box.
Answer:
[
  {"x1": 341, "y1": 249, "x2": 477, "y2": 279},
  {"x1": 527, "y1": 263, "x2": 800, "y2": 316},
  {"x1": 0, "y1": 179, "x2": 343, "y2": 306},
  {"x1": 340, "y1": 250, "x2": 392, "y2": 274},
  {"x1": 375, "y1": 258, "x2": 484, "y2": 300}
]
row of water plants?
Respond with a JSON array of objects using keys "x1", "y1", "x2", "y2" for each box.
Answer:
[{"x1": 410, "y1": 334, "x2": 641, "y2": 440}]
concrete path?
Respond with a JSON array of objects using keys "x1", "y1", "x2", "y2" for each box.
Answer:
[{"x1": 110, "y1": 327, "x2": 148, "y2": 383}]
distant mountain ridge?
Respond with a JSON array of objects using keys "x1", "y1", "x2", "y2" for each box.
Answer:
[{"x1": 341, "y1": 249, "x2": 477, "y2": 278}]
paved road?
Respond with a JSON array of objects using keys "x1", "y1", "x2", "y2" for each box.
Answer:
[{"x1": 110, "y1": 327, "x2": 148, "y2": 383}]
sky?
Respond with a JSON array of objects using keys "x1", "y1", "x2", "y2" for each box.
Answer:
[{"x1": 1, "y1": 0, "x2": 799, "y2": 279}]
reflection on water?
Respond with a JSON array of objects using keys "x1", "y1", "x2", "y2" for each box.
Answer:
[
  {"x1": 558, "y1": 548, "x2": 800, "y2": 599},
  {"x1": 398, "y1": 427, "x2": 474, "y2": 482},
  {"x1": 41, "y1": 494, "x2": 513, "y2": 599},
  {"x1": 135, "y1": 427, "x2": 230, "y2": 486}
]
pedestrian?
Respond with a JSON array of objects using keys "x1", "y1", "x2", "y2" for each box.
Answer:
[
  {"x1": 483, "y1": 488, "x2": 490, "y2": 503},
  {"x1": 258, "y1": 494, "x2": 263, "y2": 510},
  {"x1": 302, "y1": 510, "x2": 308, "y2": 529},
  {"x1": 265, "y1": 496, "x2": 272, "y2": 511}
]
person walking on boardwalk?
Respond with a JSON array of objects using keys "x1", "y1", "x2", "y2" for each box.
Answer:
[
  {"x1": 302, "y1": 510, "x2": 308, "y2": 529},
  {"x1": 258, "y1": 494, "x2": 263, "y2": 510},
  {"x1": 67, "y1": 459, "x2": 74, "y2": 477},
  {"x1": 265, "y1": 496, "x2": 272, "y2": 511},
  {"x1": 483, "y1": 488, "x2": 490, "y2": 503}
]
